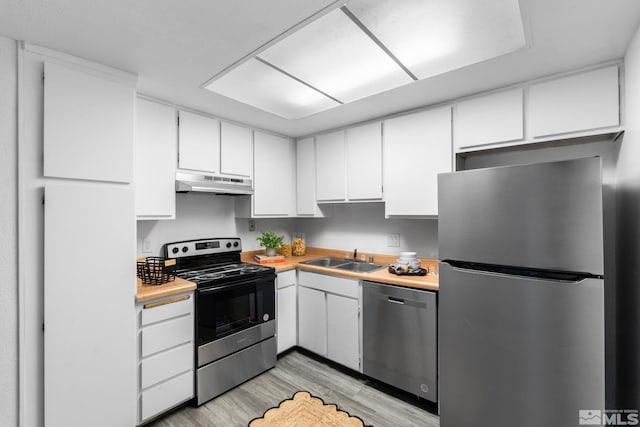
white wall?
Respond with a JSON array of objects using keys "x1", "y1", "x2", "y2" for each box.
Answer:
[
  {"x1": 137, "y1": 197, "x2": 439, "y2": 260},
  {"x1": 296, "y1": 203, "x2": 439, "y2": 258},
  {"x1": 137, "y1": 194, "x2": 296, "y2": 256},
  {"x1": 617, "y1": 26, "x2": 640, "y2": 408},
  {"x1": 0, "y1": 36, "x2": 18, "y2": 427}
]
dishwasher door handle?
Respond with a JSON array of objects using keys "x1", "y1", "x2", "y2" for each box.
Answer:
[{"x1": 387, "y1": 296, "x2": 405, "y2": 304}]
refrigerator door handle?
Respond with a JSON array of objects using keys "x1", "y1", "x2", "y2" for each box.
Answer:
[{"x1": 442, "y1": 260, "x2": 603, "y2": 284}]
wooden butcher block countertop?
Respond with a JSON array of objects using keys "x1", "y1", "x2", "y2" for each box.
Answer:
[
  {"x1": 242, "y1": 247, "x2": 439, "y2": 292},
  {"x1": 136, "y1": 277, "x2": 196, "y2": 303}
]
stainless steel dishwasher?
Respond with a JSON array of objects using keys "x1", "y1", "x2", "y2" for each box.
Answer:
[{"x1": 363, "y1": 281, "x2": 437, "y2": 402}]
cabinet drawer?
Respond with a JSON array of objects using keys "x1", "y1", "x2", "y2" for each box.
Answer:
[
  {"x1": 298, "y1": 271, "x2": 358, "y2": 298},
  {"x1": 141, "y1": 316, "x2": 193, "y2": 357},
  {"x1": 277, "y1": 269, "x2": 296, "y2": 289},
  {"x1": 141, "y1": 294, "x2": 193, "y2": 326},
  {"x1": 141, "y1": 370, "x2": 193, "y2": 421},
  {"x1": 141, "y1": 343, "x2": 193, "y2": 389}
]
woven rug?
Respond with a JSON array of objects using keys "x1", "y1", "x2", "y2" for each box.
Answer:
[{"x1": 248, "y1": 391, "x2": 367, "y2": 427}]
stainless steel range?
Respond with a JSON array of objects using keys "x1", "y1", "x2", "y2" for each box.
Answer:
[{"x1": 164, "y1": 238, "x2": 276, "y2": 406}]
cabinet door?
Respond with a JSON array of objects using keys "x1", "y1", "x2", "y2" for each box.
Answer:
[
  {"x1": 316, "y1": 130, "x2": 346, "y2": 202},
  {"x1": 254, "y1": 131, "x2": 295, "y2": 216},
  {"x1": 178, "y1": 110, "x2": 220, "y2": 173},
  {"x1": 43, "y1": 62, "x2": 134, "y2": 183},
  {"x1": 296, "y1": 137, "x2": 318, "y2": 215},
  {"x1": 454, "y1": 88, "x2": 523, "y2": 152},
  {"x1": 327, "y1": 294, "x2": 360, "y2": 371},
  {"x1": 220, "y1": 121, "x2": 253, "y2": 177},
  {"x1": 277, "y1": 285, "x2": 297, "y2": 354},
  {"x1": 298, "y1": 286, "x2": 327, "y2": 356},
  {"x1": 529, "y1": 66, "x2": 619, "y2": 138},
  {"x1": 384, "y1": 106, "x2": 452, "y2": 216},
  {"x1": 135, "y1": 98, "x2": 177, "y2": 219},
  {"x1": 347, "y1": 122, "x2": 383, "y2": 200},
  {"x1": 45, "y1": 182, "x2": 136, "y2": 427}
]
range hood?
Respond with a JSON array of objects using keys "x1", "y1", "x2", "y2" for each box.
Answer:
[{"x1": 175, "y1": 171, "x2": 253, "y2": 195}]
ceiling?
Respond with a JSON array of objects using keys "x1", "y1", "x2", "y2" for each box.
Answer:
[{"x1": 1, "y1": 0, "x2": 640, "y2": 137}]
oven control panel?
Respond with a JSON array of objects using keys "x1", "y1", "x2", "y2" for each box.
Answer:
[{"x1": 165, "y1": 238, "x2": 241, "y2": 258}]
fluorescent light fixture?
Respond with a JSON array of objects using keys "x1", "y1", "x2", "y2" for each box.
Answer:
[
  {"x1": 347, "y1": 0, "x2": 526, "y2": 79},
  {"x1": 205, "y1": 58, "x2": 340, "y2": 119},
  {"x1": 203, "y1": 0, "x2": 526, "y2": 119},
  {"x1": 258, "y1": 8, "x2": 413, "y2": 104}
]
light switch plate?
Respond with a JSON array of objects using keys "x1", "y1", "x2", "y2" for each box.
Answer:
[
  {"x1": 387, "y1": 233, "x2": 400, "y2": 247},
  {"x1": 248, "y1": 220, "x2": 255, "y2": 232},
  {"x1": 142, "y1": 238, "x2": 152, "y2": 253}
]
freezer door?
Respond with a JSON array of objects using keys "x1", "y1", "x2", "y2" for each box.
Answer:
[
  {"x1": 439, "y1": 262, "x2": 604, "y2": 427},
  {"x1": 438, "y1": 157, "x2": 604, "y2": 275}
]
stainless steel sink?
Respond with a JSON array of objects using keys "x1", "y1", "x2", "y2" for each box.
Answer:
[
  {"x1": 301, "y1": 257, "x2": 348, "y2": 267},
  {"x1": 301, "y1": 257, "x2": 386, "y2": 273},
  {"x1": 334, "y1": 262, "x2": 386, "y2": 273}
]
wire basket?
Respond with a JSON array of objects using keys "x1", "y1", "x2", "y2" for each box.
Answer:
[{"x1": 137, "y1": 257, "x2": 176, "y2": 285}]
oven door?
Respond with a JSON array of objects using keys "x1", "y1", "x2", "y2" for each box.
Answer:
[{"x1": 196, "y1": 274, "x2": 275, "y2": 367}]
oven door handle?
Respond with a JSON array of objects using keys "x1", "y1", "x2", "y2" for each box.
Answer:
[{"x1": 197, "y1": 281, "x2": 251, "y2": 294}]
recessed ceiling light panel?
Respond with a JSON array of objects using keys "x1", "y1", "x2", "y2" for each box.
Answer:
[
  {"x1": 203, "y1": 0, "x2": 527, "y2": 119},
  {"x1": 205, "y1": 58, "x2": 340, "y2": 119},
  {"x1": 346, "y1": 0, "x2": 526, "y2": 79},
  {"x1": 258, "y1": 8, "x2": 413, "y2": 103}
]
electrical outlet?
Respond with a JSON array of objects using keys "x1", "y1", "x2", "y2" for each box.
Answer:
[
  {"x1": 248, "y1": 220, "x2": 255, "y2": 232},
  {"x1": 387, "y1": 233, "x2": 400, "y2": 247},
  {"x1": 142, "y1": 238, "x2": 152, "y2": 253}
]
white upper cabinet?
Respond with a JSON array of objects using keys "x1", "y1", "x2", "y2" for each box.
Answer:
[
  {"x1": 529, "y1": 65, "x2": 620, "y2": 138},
  {"x1": 220, "y1": 121, "x2": 253, "y2": 177},
  {"x1": 296, "y1": 137, "x2": 319, "y2": 215},
  {"x1": 314, "y1": 123, "x2": 383, "y2": 203},
  {"x1": 251, "y1": 131, "x2": 296, "y2": 216},
  {"x1": 454, "y1": 88, "x2": 524, "y2": 152},
  {"x1": 43, "y1": 62, "x2": 135, "y2": 183},
  {"x1": 135, "y1": 98, "x2": 177, "y2": 220},
  {"x1": 315, "y1": 130, "x2": 347, "y2": 202},
  {"x1": 177, "y1": 110, "x2": 220, "y2": 173},
  {"x1": 346, "y1": 122, "x2": 383, "y2": 200},
  {"x1": 384, "y1": 106, "x2": 452, "y2": 217}
]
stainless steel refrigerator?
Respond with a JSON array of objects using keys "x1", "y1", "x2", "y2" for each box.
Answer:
[{"x1": 438, "y1": 157, "x2": 605, "y2": 427}]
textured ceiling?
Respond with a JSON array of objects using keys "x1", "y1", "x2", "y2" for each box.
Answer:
[{"x1": 1, "y1": 0, "x2": 640, "y2": 137}]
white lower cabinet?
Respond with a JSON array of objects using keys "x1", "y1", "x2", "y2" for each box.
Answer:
[
  {"x1": 327, "y1": 294, "x2": 360, "y2": 371},
  {"x1": 136, "y1": 292, "x2": 194, "y2": 425},
  {"x1": 276, "y1": 270, "x2": 297, "y2": 354},
  {"x1": 298, "y1": 286, "x2": 328, "y2": 355},
  {"x1": 297, "y1": 271, "x2": 362, "y2": 372}
]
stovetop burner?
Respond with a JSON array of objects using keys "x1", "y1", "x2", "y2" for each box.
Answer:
[{"x1": 175, "y1": 262, "x2": 274, "y2": 286}]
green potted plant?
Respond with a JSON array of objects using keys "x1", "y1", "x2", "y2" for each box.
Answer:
[{"x1": 256, "y1": 229, "x2": 284, "y2": 256}]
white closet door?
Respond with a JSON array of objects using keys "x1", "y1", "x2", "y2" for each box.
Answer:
[
  {"x1": 44, "y1": 182, "x2": 136, "y2": 427},
  {"x1": 43, "y1": 62, "x2": 135, "y2": 183}
]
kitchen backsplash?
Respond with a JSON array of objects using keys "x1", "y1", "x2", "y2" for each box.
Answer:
[
  {"x1": 136, "y1": 193, "x2": 293, "y2": 257},
  {"x1": 137, "y1": 195, "x2": 439, "y2": 259},
  {"x1": 295, "y1": 203, "x2": 438, "y2": 258}
]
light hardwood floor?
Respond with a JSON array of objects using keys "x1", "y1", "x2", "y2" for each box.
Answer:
[{"x1": 148, "y1": 350, "x2": 440, "y2": 427}]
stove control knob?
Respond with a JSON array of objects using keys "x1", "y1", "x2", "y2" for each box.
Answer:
[
  {"x1": 226, "y1": 242, "x2": 232, "y2": 248},
  {"x1": 182, "y1": 246, "x2": 188, "y2": 253},
  {"x1": 233, "y1": 241, "x2": 239, "y2": 247},
  {"x1": 172, "y1": 247, "x2": 179, "y2": 254}
]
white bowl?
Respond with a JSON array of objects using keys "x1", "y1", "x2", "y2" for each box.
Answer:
[{"x1": 399, "y1": 252, "x2": 417, "y2": 259}]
